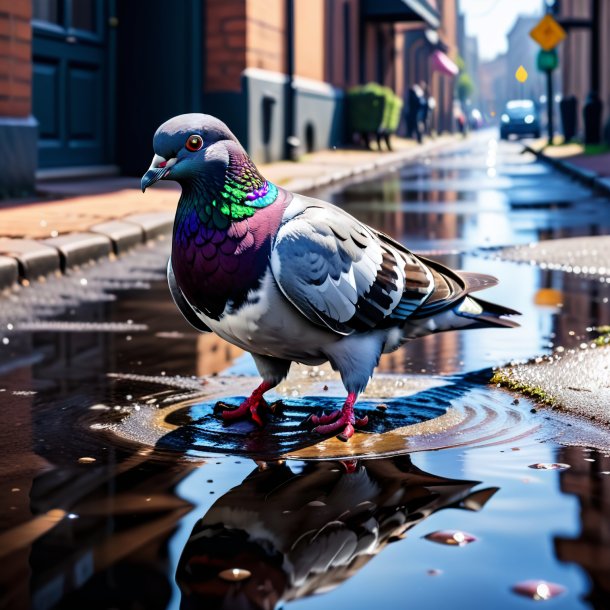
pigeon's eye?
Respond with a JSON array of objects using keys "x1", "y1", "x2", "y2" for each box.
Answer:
[{"x1": 185, "y1": 134, "x2": 203, "y2": 152}]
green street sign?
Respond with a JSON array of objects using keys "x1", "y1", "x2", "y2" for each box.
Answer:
[{"x1": 537, "y1": 49, "x2": 558, "y2": 72}]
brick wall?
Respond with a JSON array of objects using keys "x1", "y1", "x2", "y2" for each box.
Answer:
[
  {"x1": 246, "y1": 0, "x2": 285, "y2": 73},
  {"x1": 0, "y1": 0, "x2": 32, "y2": 117},
  {"x1": 294, "y1": 0, "x2": 324, "y2": 81},
  {"x1": 205, "y1": 0, "x2": 247, "y2": 92}
]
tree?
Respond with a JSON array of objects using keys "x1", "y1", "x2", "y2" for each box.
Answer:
[
  {"x1": 455, "y1": 55, "x2": 475, "y2": 104},
  {"x1": 457, "y1": 72, "x2": 475, "y2": 103}
]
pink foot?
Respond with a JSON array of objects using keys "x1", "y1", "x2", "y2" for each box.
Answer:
[
  {"x1": 311, "y1": 393, "x2": 369, "y2": 441},
  {"x1": 217, "y1": 381, "x2": 274, "y2": 427}
]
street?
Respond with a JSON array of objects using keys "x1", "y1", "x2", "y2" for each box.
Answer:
[{"x1": 1, "y1": 132, "x2": 609, "y2": 609}]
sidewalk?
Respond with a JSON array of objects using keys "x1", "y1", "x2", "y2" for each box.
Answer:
[
  {"x1": 0, "y1": 135, "x2": 457, "y2": 290},
  {"x1": 523, "y1": 137, "x2": 610, "y2": 195}
]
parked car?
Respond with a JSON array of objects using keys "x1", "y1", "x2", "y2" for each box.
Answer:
[
  {"x1": 500, "y1": 99, "x2": 540, "y2": 139},
  {"x1": 470, "y1": 108, "x2": 483, "y2": 129}
]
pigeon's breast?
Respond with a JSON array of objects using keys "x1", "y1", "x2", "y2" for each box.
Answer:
[{"x1": 171, "y1": 196, "x2": 289, "y2": 320}]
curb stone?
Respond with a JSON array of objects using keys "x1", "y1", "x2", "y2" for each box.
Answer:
[
  {"x1": 0, "y1": 238, "x2": 61, "y2": 280},
  {"x1": 90, "y1": 220, "x2": 144, "y2": 255},
  {"x1": 0, "y1": 256, "x2": 18, "y2": 291},
  {"x1": 43, "y1": 232, "x2": 112, "y2": 271},
  {"x1": 523, "y1": 143, "x2": 610, "y2": 196},
  {"x1": 123, "y1": 212, "x2": 174, "y2": 240}
]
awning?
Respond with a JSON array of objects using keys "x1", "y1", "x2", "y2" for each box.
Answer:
[
  {"x1": 431, "y1": 49, "x2": 459, "y2": 76},
  {"x1": 361, "y1": 0, "x2": 440, "y2": 28}
]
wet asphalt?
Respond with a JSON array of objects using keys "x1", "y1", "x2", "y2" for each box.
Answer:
[{"x1": 1, "y1": 130, "x2": 610, "y2": 610}]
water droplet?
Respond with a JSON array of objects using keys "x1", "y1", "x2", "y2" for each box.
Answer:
[
  {"x1": 67, "y1": 513, "x2": 79, "y2": 519},
  {"x1": 218, "y1": 568, "x2": 252, "y2": 582},
  {"x1": 513, "y1": 580, "x2": 566, "y2": 601},
  {"x1": 126, "y1": 394, "x2": 133, "y2": 400},
  {"x1": 528, "y1": 463, "x2": 570, "y2": 471},
  {"x1": 6, "y1": 323, "x2": 13, "y2": 330},
  {"x1": 424, "y1": 530, "x2": 477, "y2": 546},
  {"x1": 80, "y1": 278, "x2": 88, "y2": 286},
  {"x1": 50, "y1": 230, "x2": 59, "y2": 237},
  {"x1": 2, "y1": 338, "x2": 9, "y2": 345},
  {"x1": 78, "y1": 457, "x2": 96, "y2": 464}
]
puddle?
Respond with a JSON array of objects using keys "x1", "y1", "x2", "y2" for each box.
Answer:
[{"x1": 1, "y1": 133, "x2": 609, "y2": 609}]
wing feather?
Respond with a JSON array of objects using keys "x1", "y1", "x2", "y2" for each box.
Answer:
[{"x1": 270, "y1": 197, "x2": 431, "y2": 334}]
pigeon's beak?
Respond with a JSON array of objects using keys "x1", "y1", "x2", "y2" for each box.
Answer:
[{"x1": 141, "y1": 154, "x2": 176, "y2": 192}]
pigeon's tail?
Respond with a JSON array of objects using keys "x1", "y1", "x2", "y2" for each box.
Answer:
[
  {"x1": 455, "y1": 295, "x2": 521, "y2": 330},
  {"x1": 401, "y1": 293, "x2": 520, "y2": 340}
]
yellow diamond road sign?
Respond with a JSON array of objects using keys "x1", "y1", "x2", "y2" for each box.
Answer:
[{"x1": 530, "y1": 14, "x2": 566, "y2": 51}]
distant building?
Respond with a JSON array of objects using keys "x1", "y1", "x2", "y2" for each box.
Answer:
[
  {"x1": 478, "y1": 54, "x2": 508, "y2": 118},
  {"x1": 0, "y1": 0, "x2": 444, "y2": 198},
  {"x1": 401, "y1": 0, "x2": 460, "y2": 135},
  {"x1": 505, "y1": 16, "x2": 545, "y2": 104},
  {"x1": 457, "y1": 12, "x2": 480, "y2": 106}
]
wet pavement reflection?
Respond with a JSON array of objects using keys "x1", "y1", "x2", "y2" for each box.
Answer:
[{"x1": 1, "y1": 132, "x2": 610, "y2": 609}]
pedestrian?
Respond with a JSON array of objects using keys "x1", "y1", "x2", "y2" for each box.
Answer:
[
  {"x1": 427, "y1": 94, "x2": 437, "y2": 137},
  {"x1": 406, "y1": 83, "x2": 423, "y2": 143},
  {"x1": 418, "y1": 82, "x2": 430, "y2": 137}
]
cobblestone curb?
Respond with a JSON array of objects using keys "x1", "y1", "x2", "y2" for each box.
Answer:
[
  {"x1": 523, "y1": 143, "x2": 610, "y2": 197},
  {"x1": 0, "y1": 238, "x2": 61, "y2": 282}
]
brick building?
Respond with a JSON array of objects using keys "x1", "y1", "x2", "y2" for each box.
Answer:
[
  {"x1": 0, "y1": 0, "x2": 446, "y2": 198},
  {"x1": 555, "y1": 0, "x2": 610, "y2": 138},
  {"x1": 401, "y1": 0, "x2": 459, "y2": 135}
]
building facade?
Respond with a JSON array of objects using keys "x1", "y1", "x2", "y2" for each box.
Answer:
[
  {"x1": 0, "y1": 0, "x2": 444, "y2": 198},
  {"x1": 556, "y1": 0, "x2": 610, "y2": 137}
]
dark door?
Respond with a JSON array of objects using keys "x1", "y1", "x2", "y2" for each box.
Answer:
[{"x1": 32, "y1": 0, "x2": 112, "y2": 168}]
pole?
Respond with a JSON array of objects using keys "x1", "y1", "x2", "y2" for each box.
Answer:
[
  {"x1": 591, "y1": 0, "x2": 600, "y2": 93},
  {"x1": 284, "y1": 0, "x2": 295, "y2": 160},
  {"x1": 546, "y1": 69, "x2": 553, "y2": 145}
]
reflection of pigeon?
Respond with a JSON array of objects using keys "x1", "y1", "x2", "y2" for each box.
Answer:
[
  {"x1": 142, "y1": 113, "x2": 519, "y2": 440},
  {"x1": 176, "y1": 457, "x2": 497, "y2": 610}
]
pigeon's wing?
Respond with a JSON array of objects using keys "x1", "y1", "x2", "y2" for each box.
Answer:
[
  {"x1": 371, "y1": 230, "x2": 508, "y2": 320},
  {"x1": 270, "y1": 199, "x2": 434, "y2": 335},
  {"x1": 167, "y1": 260, "x2": 211, "y2": 333}
]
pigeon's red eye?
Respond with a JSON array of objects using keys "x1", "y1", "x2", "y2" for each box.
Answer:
[{"x1": 185, "y1": 134, "x2": 203, "y2": 152}]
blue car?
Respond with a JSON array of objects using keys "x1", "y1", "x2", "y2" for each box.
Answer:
[{"x1": 500, "y1": 100, "x2": 541, "y2": 139}]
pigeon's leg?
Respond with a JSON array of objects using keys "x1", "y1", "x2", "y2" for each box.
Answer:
[
  {"x1": 312, "y1": 392, "x2": 369, "y2": 442},
  {"x1": 220, "y1": 380, "x2": 275, "y2": 427},
  {"x1": 219, "y1": 355, "x2": 291, "y2": 427}
]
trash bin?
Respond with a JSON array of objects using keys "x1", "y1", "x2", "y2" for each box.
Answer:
[
  {"x1": 559, "y1": 95, "x2": 578, "y2": 142},
  {"x1": 583, "y1": 91, "x2": 602, "y2": 145}
]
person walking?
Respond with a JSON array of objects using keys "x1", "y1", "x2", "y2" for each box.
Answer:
[
  {"x1": 418, "y1": 82, "x2": 430, "y2": 137},
  {"x1": 406, "y1": 83, "x2": 423, "y2": 143}
]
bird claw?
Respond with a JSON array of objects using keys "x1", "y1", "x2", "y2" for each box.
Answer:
[
  {"x1": 309, "y1": 409, "x2": 342, "y2": 426},
  {"x1": 214, "y1": 397, "x2": 269, "y2": 427},
  {"x1": 312, "y1": 412, "x2": 368, "y2": 441}
]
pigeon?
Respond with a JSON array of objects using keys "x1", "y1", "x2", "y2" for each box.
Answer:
[
  {"x1": 177, "y1": 457, "x2": 496, "y2": 608},
  {"x1": 142, "y1": 113, "x2": 519, "y2": 441}
]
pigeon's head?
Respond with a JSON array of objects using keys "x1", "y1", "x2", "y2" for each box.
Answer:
[{"x1": 141, "y1": 113, "x2": 239, "y2": 192}]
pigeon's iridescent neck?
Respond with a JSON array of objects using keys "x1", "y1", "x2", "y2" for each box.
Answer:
[{"x1": 177, "y1": 149, "x2": 277, "y2": 230}]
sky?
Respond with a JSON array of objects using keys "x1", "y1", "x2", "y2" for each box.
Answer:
[{"x1": 459, "y1": 0, "x2": 544, "y2": 62}]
